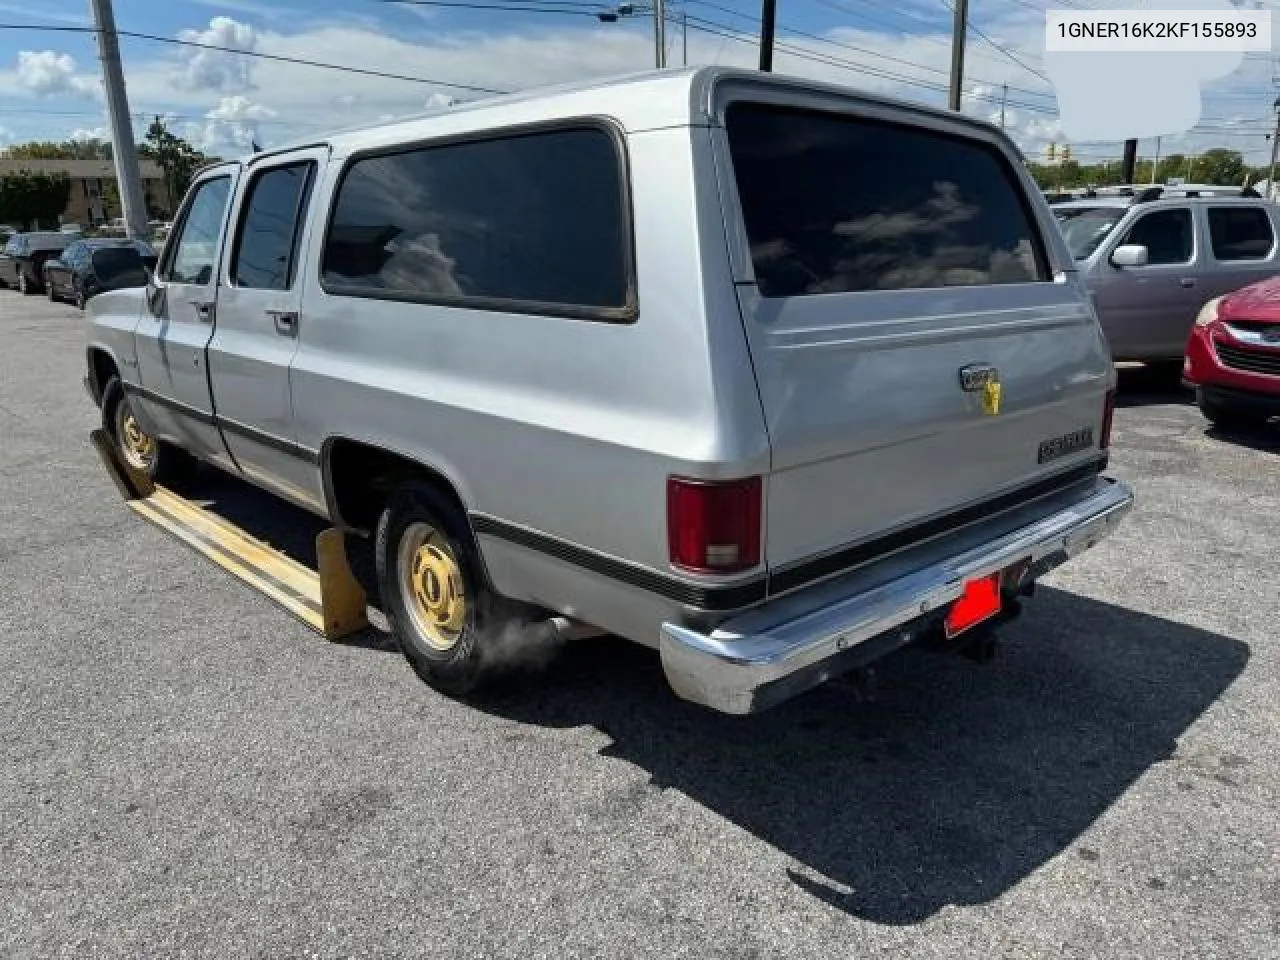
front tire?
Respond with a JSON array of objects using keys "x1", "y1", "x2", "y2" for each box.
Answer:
[
  {"x1": 375, "y1": 481, "x2": 518, "y2": 697},
  {"x1": 101, "y1": 377, "x2": 197, "y2": 487}
]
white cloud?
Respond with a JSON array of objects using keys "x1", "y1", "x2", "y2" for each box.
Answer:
[
  {"x1": 15, "y1": 50, "x2": 97, "y2": 98},
  {"x1": 197, "y1": 95, "x2": 277, "y2": 153},
  {"x1": 176, "y1": 16, "x2": 259, "y2": 93},
  {"x1": 69, "y1": 126, "x2": 110, "y2": 142}
]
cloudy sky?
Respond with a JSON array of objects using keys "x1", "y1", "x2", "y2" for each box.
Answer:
[{"x1": 0, "y1": 0, "x2": 1276, "y2": 166}]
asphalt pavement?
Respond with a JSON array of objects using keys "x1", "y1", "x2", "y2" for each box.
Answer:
[{"x1": 1, "y1": 294, "x2": 1276, "y2": 959}]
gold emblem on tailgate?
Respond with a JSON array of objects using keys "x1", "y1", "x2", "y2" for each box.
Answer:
[{"x1": 958, "y1": 363, "x2": 1002, "y2": 416}]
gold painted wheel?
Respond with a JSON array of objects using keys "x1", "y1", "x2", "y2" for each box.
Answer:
[
  {"x1": 115, "y1": 398, "x2": 156, "y2": 472},
  {"x1": 397, "y1": 521, "x2": 468, "y2": 652}
]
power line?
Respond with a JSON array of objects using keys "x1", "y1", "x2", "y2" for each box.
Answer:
[{"x1": 0, "y1": 21, "x2": 509, "y2": 94}]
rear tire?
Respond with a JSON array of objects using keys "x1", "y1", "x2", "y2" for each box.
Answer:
[
  {"x1": 375, "y1": 481, "x2": 521, "y2": 697},
  {"x1": 101, "y1": 377, "x2": 197, "y2": 487},
  {"x1": 1199, "y1": 394, "x2": 1266, "y2": 429}
]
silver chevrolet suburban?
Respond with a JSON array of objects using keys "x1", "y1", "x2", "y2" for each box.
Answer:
[{"x1": 85, "y1": 67, "x2": 1134, "y2": 714}]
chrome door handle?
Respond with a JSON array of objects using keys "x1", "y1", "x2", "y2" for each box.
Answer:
[
  {"x1": 1179, "y1": 278, "x2": 1197, "y2": 288},
  {"x1": 266, "y1": 309, "x2": 298, "y2": 333},
  {"x1": 189, "y1": 300, "x2": 214, "y2": 322}
]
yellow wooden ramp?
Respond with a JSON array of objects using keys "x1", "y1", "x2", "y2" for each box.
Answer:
[{"x1": 91, "y1": 429, "x2": 368, "y2": 641}]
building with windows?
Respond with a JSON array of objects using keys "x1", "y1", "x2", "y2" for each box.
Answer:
[{"x1": 0, "y1": 158, "x2": 170, "y2": 227}]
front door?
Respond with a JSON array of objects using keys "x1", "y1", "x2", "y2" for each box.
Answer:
[
  {"x1": 134, "y1": 166, "x2": 239, "y2": 468},
  {"x1": 1092, "y1": 206, "x2": 1197, "y2": 359},
  {"x1": 206, "y1": 149, "x2": 327, "y2": 511}
]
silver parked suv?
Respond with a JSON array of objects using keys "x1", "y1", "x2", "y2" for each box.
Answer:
[
  {"x1": 86, "y1": 67, "x2": 1133, "y2": 714},
  {"x1": 1052, "y1": 186, "x2": 1280, "y2": 366}
]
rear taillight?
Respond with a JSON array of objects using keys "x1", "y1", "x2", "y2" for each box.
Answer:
[
  {"x1": 1100, "y1": 388, "x2": 1117, "y2": 450},
  {"x1": 667, "y1": 476, "x2": 762, "y2": 574}
]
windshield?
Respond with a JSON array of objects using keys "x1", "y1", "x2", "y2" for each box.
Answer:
[{"x1": 1053, "y1": 206, "x2": 1126, "y2": 260}]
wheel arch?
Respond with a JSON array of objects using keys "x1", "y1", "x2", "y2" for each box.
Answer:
[
  {"x1": 85, "y1": 346, "x2": 122, "y2": 408},
  {"x1": 320, "y1": 436, "x2": 475, "y2": 538}
]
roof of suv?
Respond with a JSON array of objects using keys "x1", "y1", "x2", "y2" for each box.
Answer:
[
  {"x1": 245, "y1": 66, "x2": 1020, "y2": 164},
  {"x1": 1051, "y1": 195, "x2": 1275, "y2": 212}
]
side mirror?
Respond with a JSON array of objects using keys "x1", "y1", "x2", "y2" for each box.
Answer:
[{"x1": 1110, "y1": 244, "x2": 1149, "y2": 267}]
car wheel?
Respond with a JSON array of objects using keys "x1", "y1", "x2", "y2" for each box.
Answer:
[
  {"x1": 101, "y1": 377, "x2": 197, "y2": 488},
  {"x1": 1199, "y1": 394, "x2": 1267, "y2": 429},
  {"x1": 376, "y1": 481, "x2": 522, "y2": 697}
]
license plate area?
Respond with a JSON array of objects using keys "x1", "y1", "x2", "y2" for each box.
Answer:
[{"x1": 944, "y1": 571, "x2": 1003, "y2": 639}]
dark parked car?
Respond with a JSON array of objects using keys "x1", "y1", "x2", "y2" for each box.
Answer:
[
  {"x1": 43, "y1": 238, "x2": 157, "y2": 308},
  {"x1": 0, "y1": 232, "x2": 74, "y2": 295}
]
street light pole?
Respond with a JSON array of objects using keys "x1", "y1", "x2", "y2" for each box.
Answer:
[
  {"x1": 999, "y1": 84, "x2": 1007, "y2": 129},
  {"x1": 1150, "y1": 136, "x2": 1161, "y2": 185}
]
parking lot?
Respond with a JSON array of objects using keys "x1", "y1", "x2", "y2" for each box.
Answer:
[{"x1": 1, "y1": 292, "x2": 1277, "y2": 959}]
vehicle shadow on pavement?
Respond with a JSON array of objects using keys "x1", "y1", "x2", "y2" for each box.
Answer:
[
  {"x1": 1114, "y1": 365, "x2": 1193, "y2": 408},
  {"x1": 472, "y1": 588, "x2": 1248, "y2": 926},
  {"x1": 1204, "y1": 423, "x2": 1280, "y2": 454},
  {"x1": 159, "y1": 471, "x2": 1250, "y2": 926}
]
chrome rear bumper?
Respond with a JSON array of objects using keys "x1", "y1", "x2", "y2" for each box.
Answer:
[{"x1": 660, "y1": 476, "x2": 1134, "y2": 714}]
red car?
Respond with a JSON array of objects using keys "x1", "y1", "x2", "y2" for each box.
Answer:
[{"x1": 1184, "y1": 274, "x2": 1280, "y2": 427}]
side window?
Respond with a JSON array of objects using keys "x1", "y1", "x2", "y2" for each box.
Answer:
[
  {"x1": 1120, "y1": 209, "x2": 1193, "y2": 265},
  {"x1": 166, "y1": 176, "x2": 232, "y2": 285},
  {"x1": 1208, "y1": 207, "x2": 1274, "y2": 261},
  {"x1": 723, "y1": 102, "x2": 1050, "y2": 296},
  {"x1": 230, "y1": 161, "x2": 314, "y2": 290},
  {"x1": 321, "y1": 126, "x2": 630, "y2": 314}
]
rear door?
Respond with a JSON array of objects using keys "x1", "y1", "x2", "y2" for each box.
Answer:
[
  {"x1": 134, "y1": 165, "x2": 239, "y2": 465},
  {"x1": 1199, "y1": 203, "x2": 1280, "y2": 302},
  {"x1": 713, "y1": 92, "x2": 1112, "y2": 578},
  {"x1": 1092, "y1": 205, "x2": 1198, "y2": 358},
  {"x1": 206, "y1": 148, "x2": 326, "y2": 511}
]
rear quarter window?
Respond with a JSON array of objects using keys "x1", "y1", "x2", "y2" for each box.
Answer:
[
  {"x1": 1207, "y1": 206, "x2": 1275, "y2": 261},
  {"x1": 321, "y1": 124, "x2": 633, "y2": 318},
  {"x1": 724, "y1": 103, "x2": 1050, "y2": 297}
]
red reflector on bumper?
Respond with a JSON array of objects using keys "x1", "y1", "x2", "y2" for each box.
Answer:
[{"x1": 945, "y1": 573, "x2": 1002, "y2": 639}]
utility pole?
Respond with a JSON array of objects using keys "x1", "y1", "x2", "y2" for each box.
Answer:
[
  {"x1": 654, "y1": 0, "x2": 666, "y2": 67},
  {"x1": 759, "y1": 0, "x2": 776, "y2": 71},
  {"x1": 1121, "y1": 138, "x2": 1138, "y2": 184},
  {"x1": 1268, "y1": 98, "x2": 1280, "y2": 200},
  {"x1": 1150, "y1": 136, "x2": 1161, "y2": 184},
  {"x1": 948, "y1": 0, "x2": 968, "y2": 111},
  {"x1": 90, "y1": 0, "x2": 148, "y2": 240},
  {"x1": 999, "y1": 84, "x2": 1007, "y2": 129}
]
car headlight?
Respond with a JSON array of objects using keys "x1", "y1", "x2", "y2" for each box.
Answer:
[{"x1": 1194, "y1": 297, "x2": 1222, "y2": 328}]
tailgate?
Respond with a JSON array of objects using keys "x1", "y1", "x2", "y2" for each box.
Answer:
[{"x1": 716, "y1": 96, "x2": 1113, "y2": 585}]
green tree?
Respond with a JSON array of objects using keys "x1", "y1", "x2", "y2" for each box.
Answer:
[
  {"x1": 138, "y1": 118, "x2": 209, "y2": 213},
  {"x1": 1195, "y1": 148, "x2": 1246, "y2": 185},
  {"x1": 0, "y1": 172, "x2": 72, "y2": 229},
  {"x1": 3, "y1": 139, "x2": 112, "y2": 160}
]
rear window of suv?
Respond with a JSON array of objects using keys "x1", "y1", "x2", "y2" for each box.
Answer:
[
  {"x1": 321, "y1": 125, "x2": 632, "y2": 318},
  {"x1": 1208, "y1": 206, "x2": 1274, "y2": 261},
  {"x1": 724, "y1": 103, "x2": 1050, "y2": 297}
]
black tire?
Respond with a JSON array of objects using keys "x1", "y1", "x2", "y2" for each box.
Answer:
[
  {"x1": 375, "y1": 481, "x2": 519, "y2": 697},
  {"x1": 101, "y1": 377, "x2": 197, "y2": 487},
  {"x1": 1199, "y1": 394, "x2": 1266, "y2": 429}
]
